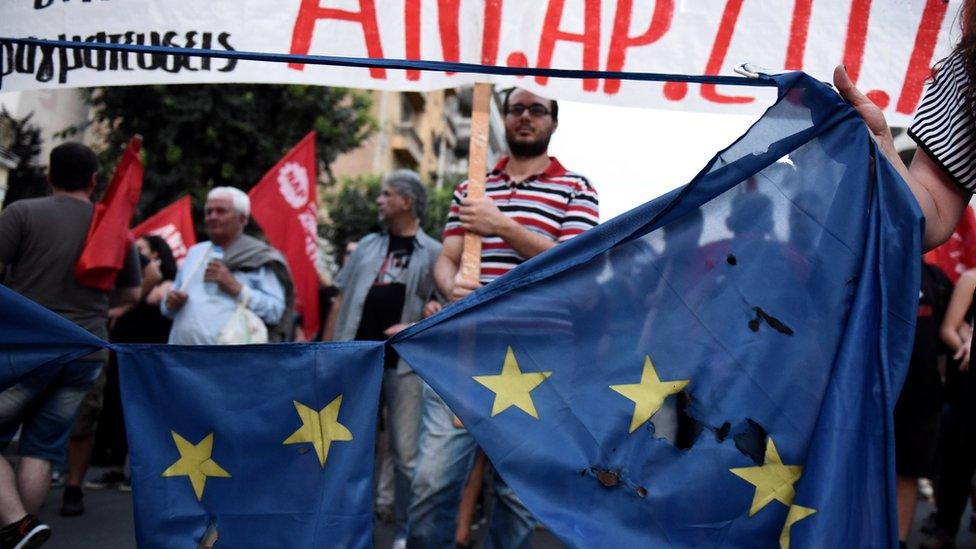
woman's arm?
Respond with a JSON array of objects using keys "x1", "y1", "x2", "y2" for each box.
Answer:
[
  {"x1": 941, "y1": 270, "x2": 976, "y2": 368},
  {"x1": 833, "y1": 66, "x2": 971, "y2": 251}
]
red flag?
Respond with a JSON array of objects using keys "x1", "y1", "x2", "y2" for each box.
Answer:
[
  {"x1": 132, "y1": 196, "x2": 197, "y2": 265},
  {"x1": 75, "y1": 136, "x2": 143, "y2": 290},
  {"x1": 249, "y1": 132, "x2": 320, "y2": 338},
  {"x1": 924, "y1": 205, "x2": 976, "y2": 283}
]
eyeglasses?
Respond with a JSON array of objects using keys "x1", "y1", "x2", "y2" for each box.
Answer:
[{"x1": 505, "y1": 103, "x2": 552, "y2": 117}]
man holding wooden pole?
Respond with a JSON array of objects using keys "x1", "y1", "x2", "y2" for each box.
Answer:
[{"x1": 408, "y1": 86, "x2": 599, "y2": 548}]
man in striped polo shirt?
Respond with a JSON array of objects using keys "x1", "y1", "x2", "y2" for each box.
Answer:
[{"x1": 407, "y1": 88, "x2": 599, "y2": 548}]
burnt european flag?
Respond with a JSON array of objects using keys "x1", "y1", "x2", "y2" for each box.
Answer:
[{"x1": 393, "y1": 72, "x2": 921, "y2": 548}]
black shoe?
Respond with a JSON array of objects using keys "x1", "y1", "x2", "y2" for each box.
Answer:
[
  {"x1": 60, "y1": 486, "x2": 84, "y2": 517},
  {"x1": 0, "y1": 514, "x2": 51, "y2": 549},
  {"x1": 83, "y1": 470, "x2": 126, "y2": 491}
]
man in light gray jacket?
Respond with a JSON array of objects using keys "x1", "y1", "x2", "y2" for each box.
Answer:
[{"x1": 324, "y1": 170, "x2": 441, "y2": 548}]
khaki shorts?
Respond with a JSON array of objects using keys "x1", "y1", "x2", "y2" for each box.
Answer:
[{"x1": 71, "y1": 366, "x2": 108, "y2": 438}]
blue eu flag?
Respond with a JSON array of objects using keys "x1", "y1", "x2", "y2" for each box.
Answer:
[
  {"x1": 0, "y1": 284, "x2": 105, "y2": 391},
  {"x1": 393, "y1": 72, "x2": 920, "y2": 548},
  {"x1": 116, "y1": 341, "x2": 384, "y2": 548}
]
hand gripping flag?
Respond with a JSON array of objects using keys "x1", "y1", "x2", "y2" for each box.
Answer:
[
  {"x1": 393, "y1": 72, "x2": 921, "y2": 548},
  {"x1": 132, "y1": 195, "x2": 197, "y2": 265},
  {"x1": 0, "y1": 284, "x2": 106, "y2": 391},
  {"x1": 75, "y1": 136, "x2": 143, "y2": 290},
  {"x1": 116, "y1": 341, "x2": 383, "y2": 548},
  {"x1": 249, "y1": 132, "x2": 321, "y2": 339}
]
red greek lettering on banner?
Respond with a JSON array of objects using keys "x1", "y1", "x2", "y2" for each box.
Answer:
[
  {"x1": 700, "y1": 0, "x2": 753, "y2": 104},
  {"x1": 535, "y1": 0, "x2": 602, "y2": 91},
  {"x1": 604, "y1": 0, "x2": 674, "y2": 94},
  {"x1": 481, "y1": 0, "x2": 504, "y2": 65},
  {"x1": 289, "y1": 0, "x2": 386, "y2": 78},
  {"x1": 897, "y1": 0, "x2": 949, "y2": 114},
  {"x1": 405, "y1": 0, "x2": 462, "y2": 80},
  {"x1": 784, "y1": 0, "x2": 813, "y2": 70}
]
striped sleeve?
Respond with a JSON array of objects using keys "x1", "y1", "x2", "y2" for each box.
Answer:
[
  {"x1": 558, "y1": 178, "x2": 600, "y2": 241},
  {"x1": 442, "y1": 181, "x2": 467, "y2": 239},
  {"x1": 908, "y1": 52, "x2": 976, "y2": 192}
]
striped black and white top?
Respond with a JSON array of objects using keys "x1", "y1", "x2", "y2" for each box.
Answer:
[
  {"x1": 444, "y1": 156, "x2": 599, "y2": 283},
  {"x1": 909, "y1": 52, "x2": 976, "y2": 192}
]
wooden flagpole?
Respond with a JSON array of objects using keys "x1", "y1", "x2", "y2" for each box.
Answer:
[{"x1": 459, "y1": 82, "x2": 493, "y2": 286}]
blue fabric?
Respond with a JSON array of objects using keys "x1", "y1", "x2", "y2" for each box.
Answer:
[
  {"x1": 393, "y1": 71, "x2": 921, "y2": 548},
  {"x1": 115, "y1": 342, "x2": 384, "y2": 549},
  {"x1": 0, "y1": 284, "x2": 106, "y2": 391}
]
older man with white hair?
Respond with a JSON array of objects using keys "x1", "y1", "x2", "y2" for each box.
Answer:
[{"x1": 162, "y1": 186, "x2": 294, "y2": 344}]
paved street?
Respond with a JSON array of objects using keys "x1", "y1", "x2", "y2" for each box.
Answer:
[
  {"x1": 26, "y1": 470, "x2": 976, "y2": 548},
  {"x1": 35, "y1": 468, "x2": 564, "y2": 548}
]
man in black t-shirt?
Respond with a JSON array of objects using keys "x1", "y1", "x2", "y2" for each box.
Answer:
[
  {"x1": 325, "y1": 170, "x2": 441, "y2": 546},
  {"x1": 0, "y1": 143, "x2": 141, "y2": 547}
]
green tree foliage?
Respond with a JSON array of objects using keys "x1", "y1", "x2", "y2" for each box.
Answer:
[
  {"x1": 1, "y1": 109, "x2": 50, "y2": 209},
  {"x1": 323, "y1": 175, "x2": 455, "y2": 261},
  {"x1": 82, "y1": 84, "x2": 375, "y2": 230}
]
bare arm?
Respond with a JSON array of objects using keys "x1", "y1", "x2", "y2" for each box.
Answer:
[
  {"x1": 434, "y1": 236, "x2": 463, "y2": 299},
  {"x1": 435, "y1": 235, "x2": 482, "y2": 302},
  {"x1": 459, "y1": 196, "x2": 555, "y2": 259},
  {"x1": 322, "y1": 293, "x2": 342, "y2": 341},
  {"x1": 110, "y1": 285, "x2": 140, "y2": 309},
  {"x1": 941, "y1": 270, "x2": 976, "y2": 352},
  {"x1": 834, "y1": 66, "x2": 970, "y2": 251}
]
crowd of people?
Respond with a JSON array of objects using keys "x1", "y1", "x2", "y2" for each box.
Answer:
[
  {"x1": 0, "y1": 86, "x2": 599, "y2": 549},
  {"x1": 2, "y1": 3, "x2": 976, "y2": 548}
]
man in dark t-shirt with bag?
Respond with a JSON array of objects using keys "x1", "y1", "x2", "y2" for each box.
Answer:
[{"x1": 0, "y1": 142, "x2": 141, "y2": 548}]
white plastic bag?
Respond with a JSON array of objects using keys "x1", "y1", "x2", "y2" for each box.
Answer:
[{"x1": 217, "y1": 290, "x2": 268, "y2": 345}]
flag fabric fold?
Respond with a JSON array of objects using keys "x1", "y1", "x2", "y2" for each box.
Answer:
[
  {"x1": 393, "y1": 72, "x2": 921, "y2": 548},
  {"x1": 249, "y1": 131, "x2": 321, "y2": 339},
  {"x1": 75, "y1": 136, "x2": 144, "y2": 290},
  {"x1": 132, "y1": 195, "x2": 197, "y2": 265},
  {"x1": 116, "y1": 341, "x2": 383, "y2": 549},
  {"x1": 0, "y1": 284, "x2": 107, "y2": 391}
]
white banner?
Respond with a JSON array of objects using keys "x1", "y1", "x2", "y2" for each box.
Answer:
[{"x1": 1, "y1": 0, "x2": 962, "y2": 125}]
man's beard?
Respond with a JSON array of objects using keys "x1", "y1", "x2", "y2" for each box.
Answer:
[{"x1": 506, "y1": 129, "x2": 551, "y2": 158}]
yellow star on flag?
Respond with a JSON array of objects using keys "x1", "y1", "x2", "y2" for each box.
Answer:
[
  {"x1": 729, "y1": 437, "x2": 804, "y2": 516},
  {"x1": 161, "y1": 431, "x2": 231, "y2": 501},
  {"x1": 779, "y1": 504, "x2": 816, "y2": 549},
  {"x1": 473, "y1": 346, "x2": 552, "y2": 419},
  {"x1": 610, "y1": 356, "x2": 689, "y2": 433},
  {"x1": 283, "y1": 396, "x2": 353, "y2": 467}
]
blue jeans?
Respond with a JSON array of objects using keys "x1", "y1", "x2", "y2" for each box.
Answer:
[
  {"x1": 407, "y1": 384, "x2": 534, "y2": 549},
  {"x1": 381, "y1": 368, "x2": 423, "y2": 540},
  {"x1": 0, "y1": 359, "x2": 102, "y2": 467}
]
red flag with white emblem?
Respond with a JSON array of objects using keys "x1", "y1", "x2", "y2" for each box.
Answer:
[
  {"x1": 249, "y1": 132, "x2": 320, "y2": 339},
  {"x1": 924, "y1": 205, "x2": 976, "y2": 284},
  {"x1": 132, "y1": 195, "x2": 197, "y2": 266}
]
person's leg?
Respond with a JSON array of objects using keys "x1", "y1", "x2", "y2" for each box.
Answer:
[
  {"x1": 407, "y1": 384, "x2": 478, "y2": 548},
  {"x1": 0, "y1": 365, "x2": 59, "y2": 524},
  {"x1": 485, "y1": 468, "x2": 535, "y2": 549},
  {"x1": 387, "y1": 370, "x2": 423, "y2": 540},
  {"x1": 896, "y1": 475, "x2": 918, "y2": 542},
  {"x1": 0, "y1": 457, "x2": 27, "y2": 524},
  {"x1": 16, "y1": 457, "x2": 51, "y2": 514},
  {"x1": 933, "y1": 404, "x2": 972, "y2": 539},
  {"x1": 455, "y1": 450, "x2": 487, "y2": 547},
  {"x1": 375, "y1": 380, "x2": 395, "y2": 519},
  {"x1": 62, "y1": 367, "x2": 106, "y2": 516}
]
